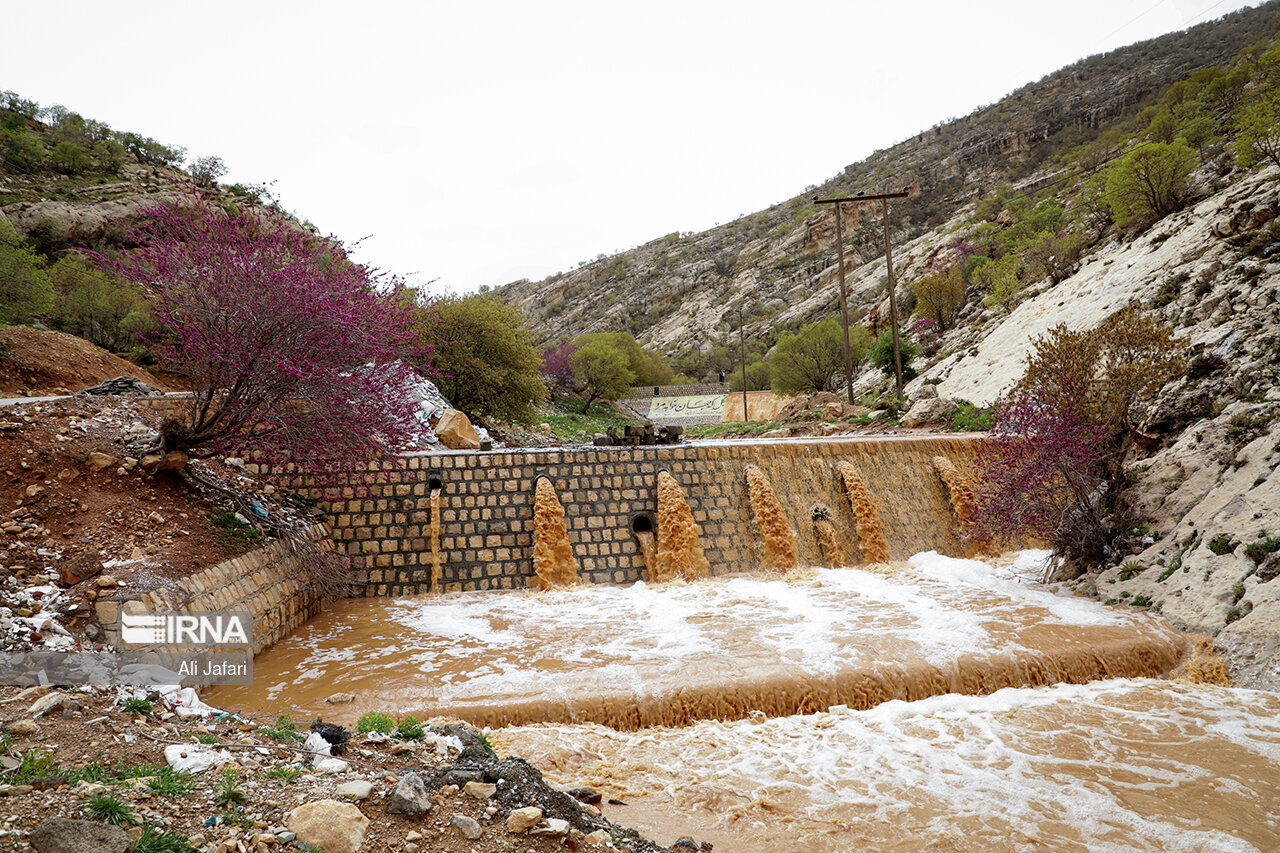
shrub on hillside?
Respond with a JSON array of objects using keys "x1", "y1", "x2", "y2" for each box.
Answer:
[
  {"x1": 768, "y1": 317, "x2": 865, "y2": 395},
  {"x1": 415, "y1": 294, "x2": 547, "y2": 424},
  {"x1": 967, "y1": 306, "x2": 1185, "y2": 567},
  {"x1": 0, "y1": 219, "x2": 54, "y2": 325}
]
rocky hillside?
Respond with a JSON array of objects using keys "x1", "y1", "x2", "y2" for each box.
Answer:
[
  {"x1": 498, "y1": 2, "x2": 1278, "y2": 370},
  {"x1": 498, "y1": 5, "x2": 1280, "y2": 685}
]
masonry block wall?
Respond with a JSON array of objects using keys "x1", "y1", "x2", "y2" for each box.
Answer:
[
  {"x1": 98, "y1": 525, "x2": 331, "y2": 655},
  {"x1": 265, "y1": 435, "x2": 981, "y2": 598}
]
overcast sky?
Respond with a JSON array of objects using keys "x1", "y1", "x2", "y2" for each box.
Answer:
[{"x1": 3, "y1": 0, "x2": 1261, "y2": 295}]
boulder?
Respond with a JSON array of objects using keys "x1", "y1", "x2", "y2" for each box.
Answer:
[
  {"x1": 900, "y1": 396, "x2": 958, "y2": 428},
  {"x1": 285, "y1": 800, "x2": 369, "y2": 853},
  {"x1": 385, "y1": 772, "x2": 432, "y2": 818},
  {"x1": 434, "y1": 409, "x2": 481, "y2": 451},
  {"x1": 30, "y1": 817, "x2": 129, "y2": 853}
]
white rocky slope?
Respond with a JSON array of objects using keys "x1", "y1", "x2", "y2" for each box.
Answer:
[{"x1": 899, "y1": 165, "x2": 1280, "y2": 685}]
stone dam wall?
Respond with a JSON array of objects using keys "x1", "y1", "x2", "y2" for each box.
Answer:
[{"x1": 260, "y1": 436, "x2": 981, "y2": 597}]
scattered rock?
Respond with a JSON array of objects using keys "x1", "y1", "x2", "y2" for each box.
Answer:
[
  {"x1": 900, "y1": 396, "x2": 958, "y2": 428},
  {"x1": 450, "y1": 814, "x2": 482, "y2": 840},
  {"x1": 463, "y1": 780, "x2": 497, "y2": 800},
  {"x1": 565, "y1": 786, "x2": 602, "y2": 804},
  {"x1": 506, "y1": 806, "x2": 543, "y2": 833},
  {"x1": 585, "y1": 829, "x2": 611, "y2": 845},
  {"x1": 30, "y1": 817, "x2": 130, "y2": 853},
  {"x1": 531, "y1": 817, "x2": 572, "y2": 837},
  {"x1": 58, "y1": 550, "x2": 105, "y2": 586},
  {"x1": 85, "y1": 451, "x2": 117, "y2": 471},
  {"x1": 7, "y1": 720, "x2": 38, "y2": 736},
  {"x1": 386, "y1": 772, "x2": 433, "y2": 818},
  {"x1": 285, "y1": 800, "x2": 369, "y2": 853},
  {"x1": 334, "y1": 779, "x2": 373, "y2": 800},
  {"x1": 28, "y1": 692, "x2": 68, "y2": 717},
  {"x1": 155, "y1": 450, "x2": 188, "y2": 471},
  {"x1": 325, "y1": 692, "x2": 356, "y2": 705}
]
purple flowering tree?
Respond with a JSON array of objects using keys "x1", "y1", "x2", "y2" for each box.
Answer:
[
  {"x1": 541, "y1": 341, "x2": 577, "y2": 394},
  {"x1": 92, "y1": 195, "x2": 429, "y2": 484},
  {"x1": 968, "y1": 382, "x2": 1111, "y2": 562}
]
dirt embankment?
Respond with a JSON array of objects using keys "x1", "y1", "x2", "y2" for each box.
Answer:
[{"x1": 0, "y1": 326, "x2": 169, "y2": 397}]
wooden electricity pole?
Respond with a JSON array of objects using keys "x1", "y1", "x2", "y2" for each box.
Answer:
[
  {"x1": 738, "y1": 306, "x2": 749, "y2": 422},
  {"x1": 814, "y1": 188, "x2": 912, "y2": 403}
]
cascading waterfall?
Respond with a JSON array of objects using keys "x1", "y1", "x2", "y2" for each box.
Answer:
[
  {"x1": 532, "y1": 477, "x2": 579, "y2": 590},
  {"x1": 653, "y1": 471, "x2": 711, "y2": 582},
  {"x1": 745, "y1": 464, "x2": 798, "y2": 572},
  {"x1": 428, "y1": 487, "x2": 443, "y2": 594},
  {"x1": 811, "y1": 507, "x2": 847, "y2": 568},
  {"x1": 837, "y1": 461, "x2": 891, "y2": 564},
  {"x1": 932, "y1": 455, "x2": 993, "y2": 555}
]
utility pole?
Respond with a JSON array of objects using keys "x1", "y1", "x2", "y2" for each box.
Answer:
[
  {"x1": 738, "y1": 306, "x2": 749, "y2": 423},
  {"x1": 814, "y1": 187, "x2": 912, "y2": 403}
]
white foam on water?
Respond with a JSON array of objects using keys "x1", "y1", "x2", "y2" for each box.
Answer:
[
  {"x1": 909, "y1": 550, "x2": 1134, "y2": 627},
  {"x1": 236, "y1": 551, "x2": 1186, "y2": 713},
  {"x1": 503, "y1": 680, "x2": 1280, "y2": 853}
]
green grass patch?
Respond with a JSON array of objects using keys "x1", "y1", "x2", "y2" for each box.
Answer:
[
  {"x1": 540, "y1": 395, "x2": 645, "y2": 443},
  {"x1": 259, "y1": 715, "x2": 304, "y2": 743},
  {"x1": 395, "y1": 715, "x2": 425, "y2": 741},
  {"x1": 208, "y1": 511, "x2": 262, "y2": 552},
  {"x1": 263, "y1": 765, "x2": 304, "y2": 784},
  {"x1": 356, "y1": 711, "x2": 395, "y2": 734},
  {"x1": 948, "y1": 399, "x2": 995, "y2": 432},
  {"x1": 85, "y1": 794, "x2": 137, "y2": 826},
  {"x1": 133, "y1": 828, "x2": 197, "y2": 853}
]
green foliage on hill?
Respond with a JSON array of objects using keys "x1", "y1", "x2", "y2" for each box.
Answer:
[{"x1": 414, "y1": 294, "x2": 548, "y2": 425}]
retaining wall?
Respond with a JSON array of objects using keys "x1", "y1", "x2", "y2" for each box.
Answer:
[
  {"x1": 261, "y1": 435, "x2": 980, "y2": 598},
  {"x1": 95, "y1": 525, "x2": 331, "y2": 655}
]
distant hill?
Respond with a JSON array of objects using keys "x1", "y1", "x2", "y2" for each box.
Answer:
[{"x1": 498, "y1": 1, "x2": 1280, "y2": 378}]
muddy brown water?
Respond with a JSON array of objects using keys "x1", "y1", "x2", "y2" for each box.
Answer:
[
  {"x1": 206, "y1": 555, "x2": 1278, "y2": 850},
  {"x1": 213, "y1": 555, "x2": 1189, "y2": 731}
]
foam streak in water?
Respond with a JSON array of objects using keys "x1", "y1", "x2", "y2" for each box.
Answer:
[{"x1": 503, "y1": 680, "x2": 1280, "y2": 852}]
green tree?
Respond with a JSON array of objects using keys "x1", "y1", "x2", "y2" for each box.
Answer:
[
  {"x1": 2, "y1": 128, "x2": 44, "y2": 171},
  {"x1": 93, "y1": 139, "x2": 127, "y2": 173},
  {"x1": 1105, "y1": 140, "x2": 1197, "y2": 228},
  {"x1": 414, "y1": 294, "x2": 547, "y2": 424},
  {"x1": 768, "y1": 317, "x2": 866, "y2": 394},
  {"x1": 48, "y1": 253, "x2": 155, "y2": 352},
  {"x1": 0, "y1": 220, "x2": 55, "y2": 324},
  {"x1": 869, "y1": 330, "x2": 920, "y2": 382},
  {"x1": 730, "y1": 357, "x2": 771, "y2": 392},
  {"x1": 570, "y1": 337, "x2": 634, "y2": 412},
  {"x1": 574, "y1": 331, "x2": 674, "y2": 387},
  {"x1": 911, "y1": 267, "x2": 965, "y2": 330},
  {"x1": 50, "y1": 141, "x2": 91, "y2": 175},
  {"x1": 974, "y1": 253, "x2": 1023, "y2": 312},
  {"x1": 1233, "y1": 95, "x2": 1280, "y2": 169}
]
